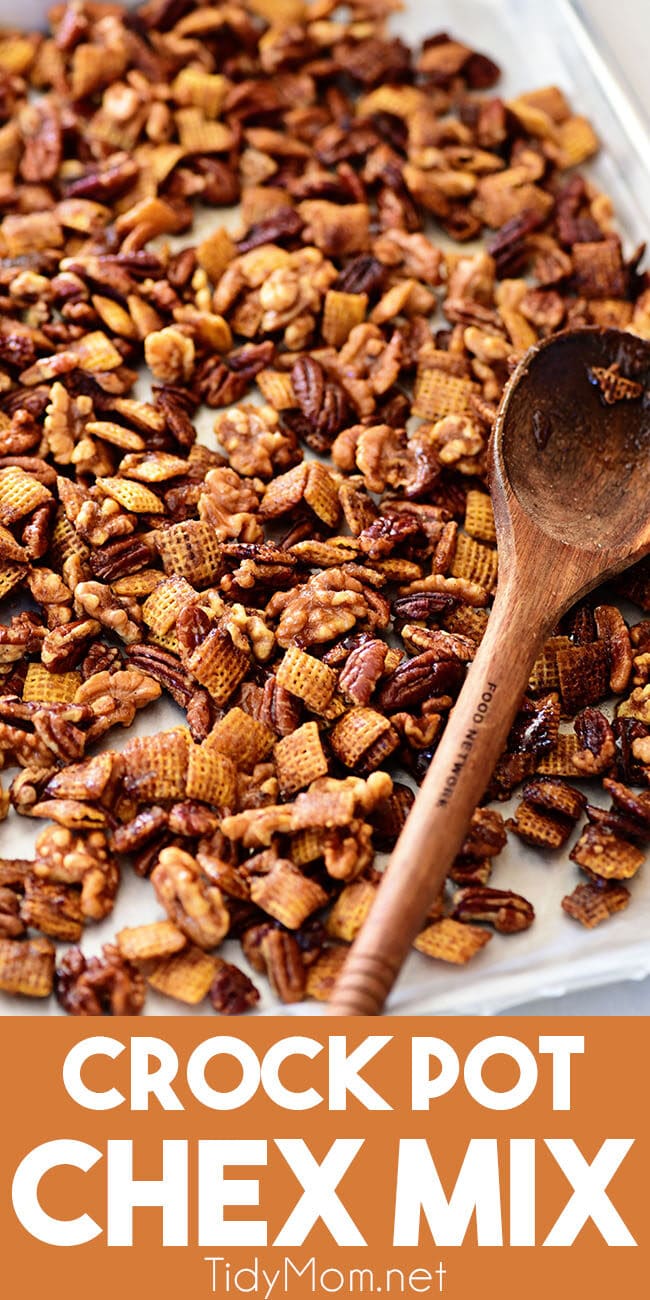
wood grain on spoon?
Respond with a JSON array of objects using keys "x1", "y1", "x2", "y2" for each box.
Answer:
[{"x1": 328, "y1": 327, "x2": 650, "y2": 1017}]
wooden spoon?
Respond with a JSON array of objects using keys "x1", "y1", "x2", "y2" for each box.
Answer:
[{"x1": 328, "y1": 326, "x2": 650, "y2": 1016}]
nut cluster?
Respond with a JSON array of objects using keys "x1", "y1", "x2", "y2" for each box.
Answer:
[{"x1": 0, "y1": 0, "x2": 648, "y2": 1012}]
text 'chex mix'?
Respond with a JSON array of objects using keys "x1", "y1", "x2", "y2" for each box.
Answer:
[{"x1": 0, "y1": 0, "x2": 648, "y2": 1013}]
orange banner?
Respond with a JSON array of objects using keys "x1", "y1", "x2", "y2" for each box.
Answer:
[{"x1": 0, "y1": 1017, "x2": 646, "y2": 1298}]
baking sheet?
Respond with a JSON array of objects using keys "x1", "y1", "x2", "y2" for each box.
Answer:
[{"x1": 1, "y1": 0, "x2": 650, "y2": 1016}]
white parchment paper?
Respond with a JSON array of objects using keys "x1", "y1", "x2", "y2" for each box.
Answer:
[{"x1": 2, "y1": 0, "x2": 649, "y2": 1015}]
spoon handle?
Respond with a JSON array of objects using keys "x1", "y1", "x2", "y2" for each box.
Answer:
[{"x1": 327, "y1": 582, "x2": 554, "y2": 1016}]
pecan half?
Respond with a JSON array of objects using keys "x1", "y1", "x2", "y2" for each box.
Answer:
[
  {"x1": 451, "y1": 886, "x2": 535, "y2": 933},
  {"x1": 55, "y1": 945, "x2": 145, "y2": 1015}
]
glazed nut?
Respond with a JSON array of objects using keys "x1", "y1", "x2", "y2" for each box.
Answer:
[
  {"x1": 55, "y1": 944, "x2": 145, "y2": 1015},
  {"x1": 572, "y1": 706, "x2": 616, "y2": 775},
  {"x1": 450, "y1": 886, "x2": 535, "y2": 934},
  {"x1": 34, "y1": 825, "x2": 110, "y2": 883},
  {"x1": 144, "y1": 327, "x2": 195, "y2": 384},
  {"x1": 151, "y1": 846, "x2": 230, "y2": 950},
  {"x1": 339, "y1": 639, "x2": 388, "y2": 705},
  {"x1": 210, "y1": 958, "x2": 261, "y2": 1014},
  {"x1": 258, "y1": 929, "x2": 305, "y2": 1004}
]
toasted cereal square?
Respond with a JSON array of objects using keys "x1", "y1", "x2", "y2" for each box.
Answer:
[
  {"x1": 23, "y1": 663, "x2": 82, "y2": 703},
  {"x1": 528, "y1": 636, "x2": 572, "y2": 693},
  {"x1": 475, "y1": 173, "x2": 553, "y2": 229},
  {"x1": 507, "y1": 96, "x2": 558, "y2": 138},
  {"x1": 118, "y1": 452, "x2": 187, "y2": 483},
  {"x1": 289, "y1": 827, "x2": 324, "y2": 866},
  {"x1": 305, "y1": 945, "x2": 348, "y2": 1001},
  {"x1": 146, "y1": 945, "x2": 219, "y2": 1004},
  {"x1": 412, "y1": 366, "x2": 477, "y2": 420},
  {"x1": 569, "y1": 823, "x2": 645, "y2": 880},
  {"x1": 156, "y1": 521, "x2": 223, "y2": 587},
  {"x1": 291, "y1": 786, "x2": 357, "y2": 832},
  {"x1": 50, "y1": 508, "x2": 90, "y2": 567},
  {"x1": 186, "y1": 744, "x2": 237, "y2": 806},
  {"x1": 86, "y1": 417, "x2": 143, "y2": 447},
  {"x1": 562, "y1": 880, "x2": 630, "y2": 928},
  {"x1": 326, "y1": 878, "x2": 377, "y2": 942},
  {"x1": 290, "y1": 538, "x2": 359, "y2": 568},
  {"x1": 588, "y1": 299, "x2": 633, "y2": 330},
  {"x1": 143, "y1": 575, "x2": 197, "y2": 635},
  {"x1": 322, "y1": 289, "x2": 368, "y2": 347},
  {"x1": 122, "y1": 729, "x2": 190, "y2": 802},
  {"x1": 117, "y1": 921, "x2": 187, "y2": 962},
  {"x1": 556, "y1": 641, "x2": 609, "y2": 715},
  {"x1": 444, "y1": 605, "x2": 489, "y2": 643},
  {"x1": 558, "y1": 115, "x2": 599, "y2": 167},
  {"x1": 96, "y1": 476, "x2": 164, "y2": 514},
  {"x1": 249, "y1": 859, "x2": 329, "y2": 929},
  {"x1": 590, "y1": 365, "x2": 643, "y2": 405},
  {"x1": 259, "y1": 463, "x2": 309, "y2": 519},
  {"x1": 464, "y1": 490, "x2": 496, "y2": 543},
  {"x1": 256, "y1": 369, "x2": 297, "y2": 410},
  {"x1": 361, "y1": 726, "x2": 402, "y2": 770},
  {"x1": 276, "y1": 645, "x2": 337, "y2": 713},
  {"x1": 414, "y1": 918, "x2": 492, "y2": 964},
  {"x1": 0, "y1": 936, "x2": 55, "y2": 997},
  {"x1": 329, "y1": 707, "x2": 398, "y2": 770},
  {"x1": 171, "y1": 68, "x2": 229, "y2": 118},
  {"x1": 304, "y1": 462, "x2": 341, "y2": 528},
  {"x1": 537, "y1": 733, "x2": 580, "y2": 776},
  {"x1": 197, "y1": 226, "x2": 237, "y2": 282},
  {"x1": 519, "y1": 85, "x2": 570, "y2": 122},
  {"x1": 274, "y1": 721, "x2": 329, "y2": 796},
  {"x1": 186, "y1": 627, "x2": 250, "y2": 706},
  {"x1": 204, "y1": 707, "x2": 275, "y2": 771},
  {"x1": 572, "y1": 239, "x2": 626, "y2": 299},
  {"x1": 521, "y1": 777, "x2": 586, "y2": 823},
  {"x1": 149, "y1": 628, "x2": 182, "y2": 656},
  {"x1": 175, "y1": 108, "x2": 233, "y2": 153},
  {"x1": 0, "y1": 466, "x2": 52, "y2": 525},
  {"x1": 451, "y1": 533, "x2": 498, "y2": 593},
  {"x1": 0, "y1": 564, "x2": 28, "y2": 602},
  {"x1": 507, "y1": 800, "x2": 572, "y2": 850},
  {"x1": 318, "y1": 693, "x2": 347, "y2": 722}
]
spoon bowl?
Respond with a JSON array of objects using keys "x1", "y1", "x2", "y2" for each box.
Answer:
[
  {"x1": 328, "y1": 326, "x2": 650, "y2": 1017},
  {"x1": 495, "y1": 326, "x2": 650, "y2": 555}
]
